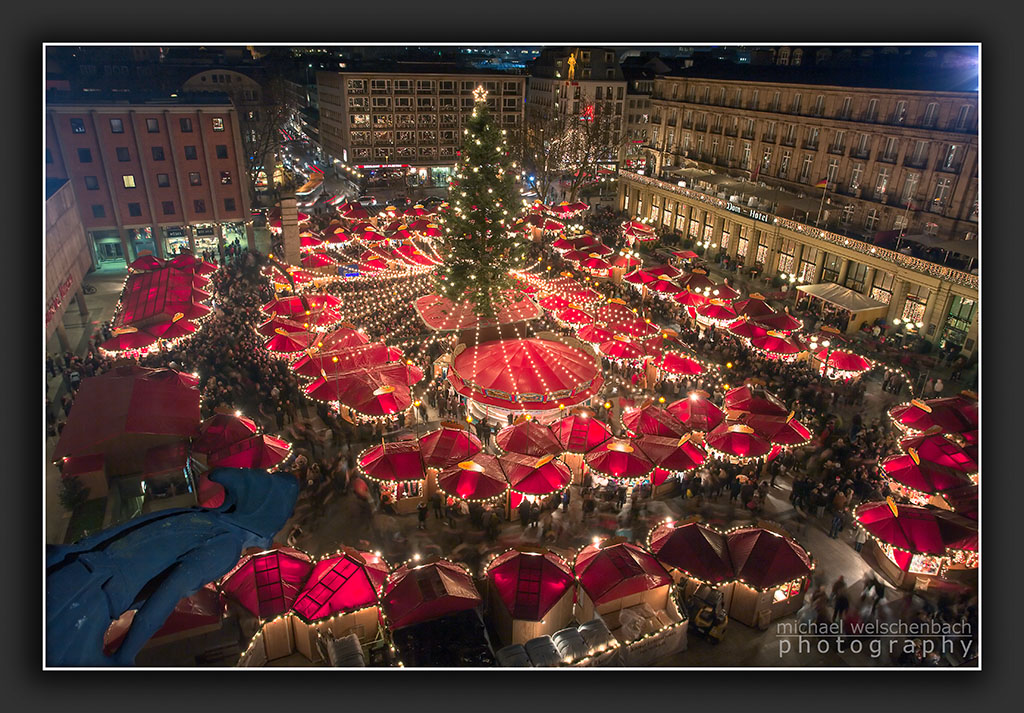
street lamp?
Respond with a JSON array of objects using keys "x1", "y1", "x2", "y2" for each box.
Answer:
[{"x1": 808, "y1": 334, "x2": 834, "y2": 379}]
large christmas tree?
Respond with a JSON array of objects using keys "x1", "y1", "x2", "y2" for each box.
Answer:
[{"x1": 438, "y1": 86, "x2": 528, "y2": 320}]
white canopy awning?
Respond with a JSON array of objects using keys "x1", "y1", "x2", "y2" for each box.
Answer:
[{"x1": 796, "y1": 282, "x2": 889, "y2": 313}]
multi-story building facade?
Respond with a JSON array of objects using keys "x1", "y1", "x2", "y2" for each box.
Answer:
[
  {"x1": 617, "y1": 170, "x2": 978, "y2": 356},
  {"x1": 317, "y1": 66, "x2": 527, "y2": 187},
  {"x1": 45, "y1": 92, "x2": 253, "y2": 266},
  {"x1": 644, "y1": 70, "x2": 978, "y2": 244},
  {"x1": 527, "y1": 47, "x2": 627, "y2": 162},
  {"x1": 45, "y1": 178, "x2": 93, "y2": 353}
]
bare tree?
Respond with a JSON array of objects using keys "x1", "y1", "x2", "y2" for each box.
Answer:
[
  {"x1": 519, "y1": 101, "x2": 626, "y2": 204},
  {"x1": 241, "y1": 76, "x2": 296, "y2": 207}
]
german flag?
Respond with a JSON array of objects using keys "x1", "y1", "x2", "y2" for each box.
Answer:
[{"x1": 814, "y1": 178, "x2": 829, "y2": 188}]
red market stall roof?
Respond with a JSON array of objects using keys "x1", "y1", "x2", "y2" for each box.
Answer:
[
  {"x1": 740, "y1": 413, "x2": 812, "y2": 447},
  {"x1": 609, "y1": 253, "x2": 643, "y2": 270},
  {"x1": 751, "y1": 312, "x2": 803, "y2": 333},
  {"x1": 143, "y1": 318, "x2": 197, "y2": 341},
  {"x1": 305, "y1": 363, "x2": 422, "y2": 416},
  {"x1": 726, "y1": 528, "x2": 813, "y2": 591},
  {"x1": 115, "y1": 267, "x2": 208, "y2": 329},
  {"x1": 673, "y1": 289, "x2": 708, "y2": 308},
  {"x1": 880, "y1": 454, "x2": 974, "y2": 495},
  {"x1": 437, "y1": 455, "x2": 509, "y2": 502},
  {"x1": 580, "y1": 255, "x2": 613, "y2": 273},
  {"x1": 667, "y1": 393, "x2": 726, "y2": 433},
  {"x1": 815, "y1": 348, "x2": 872, "y2": 374},
  {"x1": 319, "y1": 325, "x2": 371, "y2": 350},
  {"x1": 591, "y1": 300, "x2": 638, "y2": 324},
  {"x1": 705, "y1": 423, "x2": 773, "y2": 461},
  {"x1": 575, "y1": 541, "x2": 672, "y2": 605},
  {"x1": 574, "y1": 324, "x2": 616, "y2": 345},
  {"x1": 538, "y1": 293, "x2": 571, "y2": 311},
  {"x1": 257, "y1": 316, "x2": 308, "y2": 337},
  {"x1": 291, "y1": 549, "x2": 390, "y2": 623},
  {"x1": 358, "y1": 440, "x2": 427, "y2": 483},
  {"x1": 193, "y1": 413, "x2": 258, "y2": 454},
  {"x1": 749, "y1": 332, "x2": 806, "y2": 360},
  {"x1": 634, "y1": 434, "x2": 707, "y2": 473},
  {"x1": 599, "y1": 336, "x2": 645, "y2": 362},
  {"x1": 291, "y1": 342, "x2": 404, "y2": 378},
  {"x1": 207, "y1": 433, "x2": 292, "y2": 470},
  {"x1": 604, "y1": 317, "x2": 660, "y2": 339},
  {"x1": 652, "y1": 351, "x2": 704, "y2": 377},
  {"x1": 733, "y1": 296, "x2": 776, "y2": 319},
  {"x1": 676, "y1": 270, "x2": 717, "y2": 292},
  {"x1": 100, "y1": 330, "x2": 158, "y2": 353},
  {"x1": 899, "y1": 434, "x2": 977, "y2": 474},
  {"x1": 724, "y1": 385, "x2": 789, "y2": 417},
  {"x1": 854, "y1": 502, "x2": 978, "y2": 557},
  {"x1": 499, "y1": 453, "x2": 572, "y2": 496},
  {"x1": 555, "y1": 307, "x2": 594, "y2": 326},
  {"x1": 496, "y1": 418, "x2": 563, "y2": 457},
  {"x1": 648, "y1": 522, "x2": 733, "y2": 585},
  {"x1": 418, "y1": 424, "x2": 483, "y2": 468},
  {"x1": 265, "y1": 331, "x2": 314, "y2": 354},
  {"x1": 221, "y1": 547, "x2": 314, "y2": 619},
  {"x1": 129, "y1": 254, "x2": 165, "y2": 271},
  {"x1": 622, "y1": 403, "x2": 688, "y2": 438},
  {"x1": 553, "y1": 413, "x2": 613, "y2": 454},
  {"x1": 696, "y1": 301, "x2": 738, "y2": 325},
  {"x1": 415, "y1": 292, "x2": 542, "y2": 331},
  {"x1": 889, "y1": 396, "x2": 978, "y2": 436},
  {"x1": 645, "y1": 276, "x2": 683, "y2": 295},
  {"x1": 54, "y1": 366, "x2": 201, "y2": 460},
  {"x1": 382, "y1": 559, "x2": 482, "y2": 630},
  {"x1": 726, "y1": 318, "x2": 769, "y2": 341},
  {"x1": 486, "y1": 549, "x2": 575, "y2": 622},
  {"x1": 262, "y1": 294, "x2": 340, "y2": 317},
  {"x1": 622, "y1": 220, "x2": 655, "y2": 234},
  {"x1": 584, "y1": 440, "x2": 655, "y2": 481},
  {"x1": 447, "y1": 338, "x2": 603, "y2": 411},
  {"x1": 547, "y1": 201, "x2": 589, "y2": 216}
]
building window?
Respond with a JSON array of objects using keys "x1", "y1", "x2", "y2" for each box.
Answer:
[
  {"x1": 188, "y1": 172, "x2": 202, "y2": 186},
  {"x1": 109, "y1": 118, "x2": 124, "y2": 134},
  {"x1": 212, "y1": 117, "x2": 224, "y2": 131},
  {"x1": 798, "y1": 246, "x2": 818, "y2": 283},
  {"x1": 891, "y1": 100, "x2": 907, "y2": 125},
  {"x1": 845, "y1": 262, "x2": 868, "y2": 292},
  {"x1": 156, "y1": 173, "x2": 170, "y2": 187},
  {"x1": 184, "y1": 145, "x2": 198, "y2": 160},
  {"x1": 873, "y1": 168, "x2": 890, "y2": 200},
  {"x1": 941, "y1": 296, "x2": 976, "y2": 348},
  {"x1": 220, "y1": 171, "x2": 232, "y2": 184},
  {"x1": 901, "y1": 173, "x2": 920, "y2": 205},
  {"x1": 152, "y1": 146, "x2": 165, "y2": 161},
  {"x1": 954, "y1": 105, "x2": 972, "y2": 130},
  {"x1": 122, "y1": 175, "x2": 136, "y2": 189},
  {"x1": 932, "y1": 177, "x2": 952, "y2": 209},
  {"x1": 942, "y1": 144, "x2": 960, "y2": 170},
  {"x1": 215, "y1": 144, "x2": 228, "y2": 159},
  {"x1": 870, "y1": 271, "x2": 894, "y2": 304},
  {"x1": 116, "y1": 147, "x2": 130, "y2": 162},
  {"x1": 849, "y1": 163, "x2": 863, "y2": 191},
  {"x1": 799, "y1": 154, "x2": 813, "y2": 182},
  {"x1": 70, "y1": 118, "x2": 86, "y2": 134},
  {"x1": 902, "y1": 284, "x2": 930, "y2": 323},
  {"x1": 146, "y1": 118, "x2": 159, "y2": 133},
  {"x1": 778, "y1": 150, "x2": 790, "y2": 179},
  {"x1": 826, "y1": 158, "x2": 839, "y2": 183},
  {"x1": 224, "y1": 198, "x2": 236, "y2": 212},
  {"x1": 865, "y1": 98, "x2": 878, "y2": 122},
  {"x1": 91, "y1": 204, "x2": 105, "y2": 218},
  {"x1": 821, "y1": 254, "x2": 842, "y2": 283},
  {"x1": 922, "y1": 102, "x2": 939, "y2": 128},
  {"x1": 193, "y1": 199, "x2": 206, "y2": 214},
  {"x1": 127, "y1": 202, "x2": 142, "y2": 217},
  {"x1": 84, "y1": 175, "x2": 99, "y2": 190},
  {"x1": 776, "y1": 239, "x2": 796, "y2": 274},
  {"x1": 840, "y1": 204, "x2": 855, "y2": 225},
  {"x1": 179, "y1": 117, "x2": 193, "y2": 132},
  {"x1": 881, "y1": 137, "x2": 898, "y2": 162}
]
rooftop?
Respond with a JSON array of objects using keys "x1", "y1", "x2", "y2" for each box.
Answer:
[{"x1": 46, "y1": 89, "x2": 235, "y2": 108}]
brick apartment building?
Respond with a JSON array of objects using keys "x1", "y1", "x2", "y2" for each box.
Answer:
[{"x1": 45, "y1": 91, "x2": 253, "y2": 267}]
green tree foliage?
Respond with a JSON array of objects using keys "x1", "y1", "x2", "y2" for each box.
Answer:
[{"x1": 438, "y1": 89, "x2": 529, "y2": 320}]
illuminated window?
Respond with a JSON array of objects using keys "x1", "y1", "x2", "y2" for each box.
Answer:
[
  {"x1": 212, "y1": 117, "x2": 224, "y2": 131},
  {"x1": 122, "y1": 175, "x2": 136, "y2": 189}
]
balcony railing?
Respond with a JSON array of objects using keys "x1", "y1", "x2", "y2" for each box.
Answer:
[
  {"x1": 850, "y1": 147, "x2": 870, "y2": 160},
  {"x1": 904, "y1": 157, "x2": 928, "y2": 169},
  {"x1": 761, "y1": 133, "x2": 776, "y2": 143},
  {"x1": 779, "y1": 137, "x2": 796, "y2": 147},
  {"x1": 616, "y1": 169, "x2": 978, "y2": 290}
]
